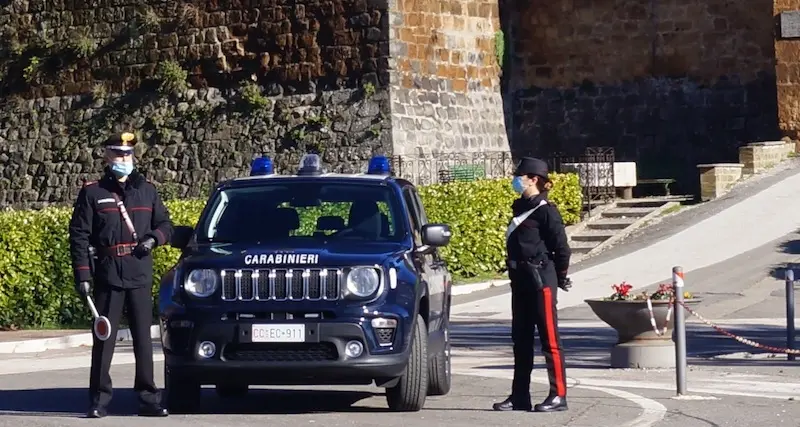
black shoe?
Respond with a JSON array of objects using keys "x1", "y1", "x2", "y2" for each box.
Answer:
[
  {"x1": 533, "y1": 395, "x2": 567, "y2": 412},
  {"x1": 492, "y1": 396, "x2": 532, "y2": 411},
  {"x1": 138, "y1": 403, "x2": 169, "y2": 417},
  {"x1": 86, "y1": 406, "x2": 107, "y2": 418}
]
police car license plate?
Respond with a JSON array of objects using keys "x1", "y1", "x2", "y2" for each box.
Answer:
[{"x1": 251, "y1": 324, "x2": 305, "y2": 342}]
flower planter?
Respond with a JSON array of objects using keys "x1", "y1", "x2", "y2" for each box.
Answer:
[{"x1": 585, "y1": 297, "x2": 702, "y2": 369}]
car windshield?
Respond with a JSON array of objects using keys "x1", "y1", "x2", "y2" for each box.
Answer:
[{"x1": 196, "y1": 181, "x2": 408, "y2": 244}]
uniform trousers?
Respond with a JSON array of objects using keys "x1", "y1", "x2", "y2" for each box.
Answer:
[
  {"x1": 89, "y1": 284, "x2": 161, "y2": 408},
  {"x1": 509, "y1": 270, "x2": 567, "y2": 402}
]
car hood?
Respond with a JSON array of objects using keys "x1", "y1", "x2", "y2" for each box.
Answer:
[{"x1": 178, "y1": 241, "x2": 410, "y2": 270}]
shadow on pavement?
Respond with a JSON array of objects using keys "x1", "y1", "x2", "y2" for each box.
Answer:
[
  {"x1": 0, "y1": 388, "x2": 383, "y2": 417},
  {"x1": 451, "y1": 320, "x2": 800, "y2": 368}
]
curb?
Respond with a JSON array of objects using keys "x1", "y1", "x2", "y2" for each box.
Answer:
[
  {"x1": 451, "y1": 279, "x2": 508, "y2": 296},
  {"x1": 0, "y1": 324, "x2": 161, "y2": 354},
  {"x1": 0, "y1": 281, "x2": 506, "y2": 354}
]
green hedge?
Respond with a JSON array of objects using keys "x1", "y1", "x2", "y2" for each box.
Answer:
[{"x1": 0, "y1": 174, "x2": 580, "y2": 329}]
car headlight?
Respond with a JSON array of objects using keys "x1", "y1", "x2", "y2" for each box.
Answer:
[
  {"x1": 345, "y1": 267, "x2": 381, "y2": 298},
  {"x1": 184, "y1": 269, "x2": 219, "y2": 298}
]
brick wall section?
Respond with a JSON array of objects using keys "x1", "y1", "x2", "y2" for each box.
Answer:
[
  {"x1": 775, "y1": 0, "x2": 800, "y2": 138},
  {"x1": 387, "y1": 0, "x2": 508, "y2": 161},
  {"x1": 506, "y1": 0, "x2": 780, "y2": 196}
]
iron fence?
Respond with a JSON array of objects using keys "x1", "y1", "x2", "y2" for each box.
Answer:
[
  {"x1": 388, "y1": 151, "x2": 516, "y2": 186},
  {"x1": 546, "y1": 147, "x2": 616, "y2": 216}
]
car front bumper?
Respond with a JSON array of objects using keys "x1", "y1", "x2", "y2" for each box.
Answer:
[{"x1": 161, "y1": 318, "x2": 409, "y2": 385}]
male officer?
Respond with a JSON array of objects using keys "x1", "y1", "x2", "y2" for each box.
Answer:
[
  {"x1": 492, "y1": 157, "x2": 571, "y2": 413},
  {"x1": 68, "y1": 132, "x2": 172, "y2": 418}
]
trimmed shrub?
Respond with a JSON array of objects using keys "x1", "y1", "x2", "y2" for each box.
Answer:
[
  {"x1": 0, "y1": 175, "x2": 580, "y2": 329},
  {"x1": 418, "y1": 172, "x2": 581, "y2": 278}
]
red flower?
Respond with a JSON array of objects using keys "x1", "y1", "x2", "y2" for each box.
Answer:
[{"x1": 611, "y1": 281, "x2": 632, "y2": 296}]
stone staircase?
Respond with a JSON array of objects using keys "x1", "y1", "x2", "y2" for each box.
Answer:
[{"x1": 568, "y1": 197, "x2": 687, "y2": 260}]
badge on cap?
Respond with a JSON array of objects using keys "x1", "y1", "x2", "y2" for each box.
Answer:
[{"x1": 106, "y1": 132, "x2": 136, "y2": 152}]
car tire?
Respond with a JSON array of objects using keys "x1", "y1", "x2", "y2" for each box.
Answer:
[
  {"x1": 385, "y1": 314, "x2": 428, "y2": 412},
  {"x1": 426, "y1": 322, "x2": 451, "y2": 396},
  {"x1": 164, "y1": 365, "x2": 201, "y2": 414},
  {"x1": 216, "y1": 383, "x2": 248, "y2": 398}
]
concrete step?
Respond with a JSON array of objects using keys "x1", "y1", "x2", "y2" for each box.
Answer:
[
  {"x1": 569, "y1": 240, "x2": 601, "y2": 254},
  {"x1": 570, "y1": 230, "x2": 617, "y2": 242},
  {"x1": 586, "y1": 218, "x2": 638, "y2": 230},
  {"x1": 601, "y1": 207, "x2": 656, "y2": 218},
  {"x1": 614, "y1": 199, "x2": 671, "y2": 208}
]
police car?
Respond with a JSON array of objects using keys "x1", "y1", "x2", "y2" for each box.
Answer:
[{"x1": 159, "y1": 153, "x2": 454, "y2": 413}]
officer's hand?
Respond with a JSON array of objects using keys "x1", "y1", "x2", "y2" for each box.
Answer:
[
  {"x1": 134, "y1": 236, "x2": 156, "y2": 257},
  {"x1": 75, "y1": 281, "x2": 91, "y2": 298},
  {"x1": 558, "y1": 277, "x2": 572, "y2": 292}
]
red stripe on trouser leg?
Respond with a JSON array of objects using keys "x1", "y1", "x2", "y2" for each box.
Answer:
[{"x1": 542, "y1": 287, "x2": 566, "y2": 397}]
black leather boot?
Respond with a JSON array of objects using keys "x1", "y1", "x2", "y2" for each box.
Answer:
[
  {"x1": 533, "y1": 395, "x2": 567, "y2": 412},
  {"x1": 138, "y1": 403, "x2": 169, "y2": 417},
  {"x1": 86, "y1": 405, "x2": 107, "y2": 418},
  {"x1": 492, "y1": 395, "x2": 532, "y2": 411}
]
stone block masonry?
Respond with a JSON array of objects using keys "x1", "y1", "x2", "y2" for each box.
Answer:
[
  {"x1": 504, "y1": 0, "x2": 781, "y2": 197},
  {"x1": 738, "y1": 141, "x2": 796, "y2": 175},
  {"x1": 388, "y1": 0, "x2": 508, "y2": 164},
  {"x1": 697, "y1": 163, "x2": 744, "y2": 201},
  {"x1": 0, "y1": 0, "x2": 509, "y2": 209}
]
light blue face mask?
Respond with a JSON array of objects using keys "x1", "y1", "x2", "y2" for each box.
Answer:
[
  {"x1": 111, "y1": 161, "x2": 133, "y2": 178},
  {"x1": 512, "y1": 176, "x2": 526, "y2": 194}
]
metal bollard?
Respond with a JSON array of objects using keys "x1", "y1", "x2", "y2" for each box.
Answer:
[
  {"x1": 673, "y1": 266, "x2": 687, "y2": 395},
  {"x1": 787, "y1": 268, "x2": 796, "y2": 362}
]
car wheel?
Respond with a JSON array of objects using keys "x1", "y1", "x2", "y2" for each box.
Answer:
[
  {"x1": 216, "y1": 383, "x2": 249, "y2": 398},
  {"x1": 385, "y1": 314, "x2": 428, "y2": 411},
  {"x1": 426, "y1": 322, "x2": 451, "y2": 396},
  {"x1": 164, "y1": 365, "x2": 201, "y2": 414}
]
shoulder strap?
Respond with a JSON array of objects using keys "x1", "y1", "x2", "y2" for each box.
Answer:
[
  {"x1": 506, "y1": 199, "x2": 547, "y2": 241},
  {"x1": 111, "y1": 193, "x2": 138, "y2": 241}
]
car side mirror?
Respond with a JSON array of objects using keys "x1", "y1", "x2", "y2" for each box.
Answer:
[
  {"x1": 171, "y1": 225, "x2": 194, "y2": 250},
  {"x1": 421, "y1": 224, "x2": 451, "y2": 248}
]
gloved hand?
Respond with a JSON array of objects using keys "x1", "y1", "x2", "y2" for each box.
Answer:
[
  {"x1": 133, "y1": 236, "x2": 156, "y2": 258},
  {"x1": 75, "y1": 280, "x2": 91, "y2": 298},
  {"x1": 558, "y1": 277, "x2": 572, "y2": 292}
]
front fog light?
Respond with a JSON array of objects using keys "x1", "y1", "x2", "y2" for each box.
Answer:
[
  {"x1": 198, "y1": 341, "x2": 216, "y2": 359},
  {"x1": 345, "y1": 340, "x2": 364, "y2": 358}
]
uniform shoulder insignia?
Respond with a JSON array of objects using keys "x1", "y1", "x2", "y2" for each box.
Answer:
[{"x1": 83, "y1": 180, "x2": 98, "y2": 187}]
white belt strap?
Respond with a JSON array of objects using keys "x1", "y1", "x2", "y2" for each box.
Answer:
[{"x1": 506, "y1": 199, "x2": 547, "y2": 240}]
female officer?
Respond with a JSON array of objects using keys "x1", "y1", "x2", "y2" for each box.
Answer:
[{"x1": 492, "y1": 157, "x2": 571, "y2": 413}]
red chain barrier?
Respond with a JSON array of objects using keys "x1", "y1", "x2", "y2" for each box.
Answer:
[{"x1": 672, "y1": 299, "x2": 800, "y2": 355}]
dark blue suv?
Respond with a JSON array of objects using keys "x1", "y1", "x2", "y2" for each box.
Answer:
[{"x1": 159, "y1": 154, "x2": 453, "y2": 413}]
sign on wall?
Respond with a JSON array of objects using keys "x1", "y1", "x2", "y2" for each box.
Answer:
[{"x1": 780, "y1": 11, "x2": 800, "y2": 39}]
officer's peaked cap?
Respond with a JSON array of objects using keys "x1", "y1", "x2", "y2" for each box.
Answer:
[
  {"x1": 103, "y1": 132, "x2": 137, "y2": 152},
  {"x1": 514, "y1": 157, "x2": 550, "y2": 181}
]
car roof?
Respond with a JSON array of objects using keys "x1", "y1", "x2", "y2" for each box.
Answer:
[{"x1": 216, "y1": 172, "x2": 417, "y2": 190}]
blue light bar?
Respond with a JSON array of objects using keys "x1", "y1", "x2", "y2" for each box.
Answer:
[
  {"x1": 367, "y1": 155, "x2": 391, "y2": 175},
  {"x1": 250, "y1": 155, "x2": 274, "y2": 176},
  {"x1": 297, "y1": 153, "x2": 323, "y2": 175}
]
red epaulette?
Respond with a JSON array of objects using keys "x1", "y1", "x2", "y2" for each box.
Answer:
[{"x1": 83, "y1": 180, "x2": 98, "y2": 187}]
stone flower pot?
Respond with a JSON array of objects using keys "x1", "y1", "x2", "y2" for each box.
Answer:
[{"x1": 584, "y1": 298, "x2": 702, "y2": 369}]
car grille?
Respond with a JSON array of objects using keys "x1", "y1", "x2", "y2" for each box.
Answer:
[
  {"x1": 223, "y1": 343, "x2": 339, "y2": 362},
  {"x1": 220, "y1": 268, "x2": 342, "y2": 301}
]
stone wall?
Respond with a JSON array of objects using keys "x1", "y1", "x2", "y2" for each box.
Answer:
[
  {"x1": 504, "y1": 0, "x2": 781, "y2": 195},
  {"x1": 388, "y1": 0, "x2": 508, "y2": 161},
  {"x1": 776, "y1": 0, "x2": 800, "y2": 139},
  {"x1": 0, "y1": 0, "x2": 393, "y2": 209}
]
